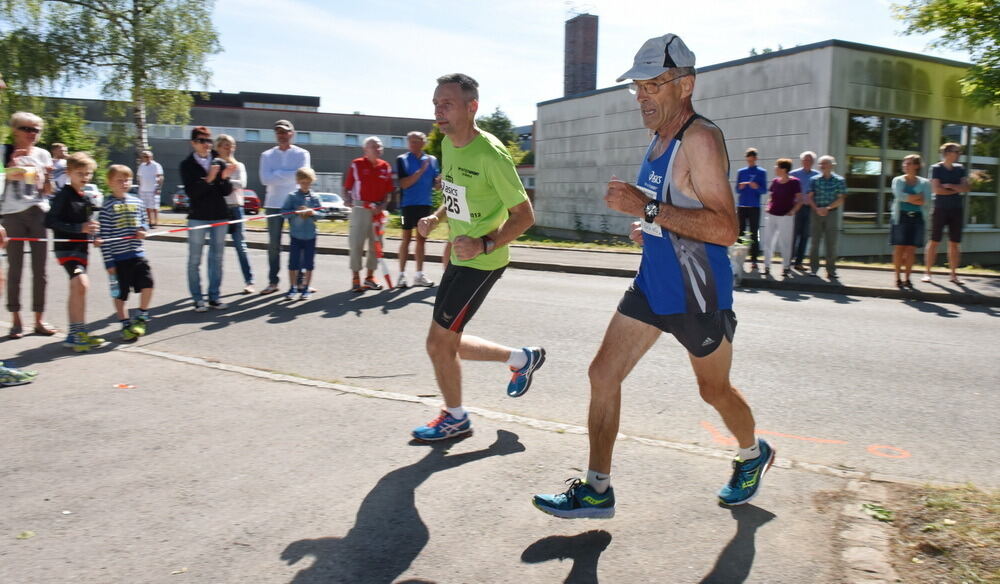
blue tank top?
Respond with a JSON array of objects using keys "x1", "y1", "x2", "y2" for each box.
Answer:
[{"x1": 634, "y1": 115, "x2": 734, "y2": 315}]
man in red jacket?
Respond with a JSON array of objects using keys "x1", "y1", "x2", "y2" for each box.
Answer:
[{"x1": 343, "y1": 136, "x2": 394, "y2": 292}]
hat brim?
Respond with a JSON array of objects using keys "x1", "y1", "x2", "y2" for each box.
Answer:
[{"x1": 616, "y1": 64, "x2": 669, "y2": 83}]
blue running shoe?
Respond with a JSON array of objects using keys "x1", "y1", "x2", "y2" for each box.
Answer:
[
  {"x1": 411, "y1": 410, "x2": 472, "y2": 442},
  {"x1": 718, "y1": 439, "x2": 775, "y2": 506},
  {"x1": 507, "y1": 347, "x2": 545, "y2": 397},
  {"x1": 533, "y1": 478, "x2": 616, "y2": 519}
]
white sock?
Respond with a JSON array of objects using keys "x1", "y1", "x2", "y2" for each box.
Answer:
[
  {"x1": 415, "y1": 270, "x2": 423, "y2": 278},
  {"x1": 445, "y1": 406, "x2": 467, "y2": 420},
  {"x1": 739, "y1": 439, "x2": 761, "y2": 461},
  {"x1": 505, "y1": 348, "x2": 528, "y2": 369},
  {"x1": 586, "y1": 469, "x2": 611, "y2": 494}
]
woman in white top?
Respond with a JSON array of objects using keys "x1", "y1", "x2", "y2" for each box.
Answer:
[
  {"x1": 1, "y1": 112, "x2": 58, "y2": 338},
  {"x1": 215, "y1": 135, "x2": 254, "y2": 293},
  {"x1": 889, "y1": 154, "x2": 932, "y2": 290}
]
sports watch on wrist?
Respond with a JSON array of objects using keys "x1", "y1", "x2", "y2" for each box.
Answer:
[
  {"x1": 643, "y1": 199, "x2": 660, "y2": 223},
  {"x1": 481, "y1": 235, "x2": 496, "y2": 254}
]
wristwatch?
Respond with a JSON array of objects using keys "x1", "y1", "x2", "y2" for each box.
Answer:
[
  {"x1": 481, "y1": 235, "x2": 496, "y2": 254},
  {"x1": 643, "y1": 199, "x2": 660, "y2": 223}
]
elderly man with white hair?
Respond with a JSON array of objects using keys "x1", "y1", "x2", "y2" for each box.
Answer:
[
  {"x1": 790, "y1": 151, "x2": 821, "y2": 271},
  {"x1": 807, "y1": 155, "x2": 847, "y2": 278},
  {"x1": 343, "y1": 136, "x2": 394, "y2": 292}
]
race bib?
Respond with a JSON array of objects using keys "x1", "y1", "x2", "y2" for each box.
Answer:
[
  {"x1": 442, "y1": 180, "x2": 471, "y2": 223},
  {"x1": 637, "y1": 185, "x2": 662, "y2": 237}
]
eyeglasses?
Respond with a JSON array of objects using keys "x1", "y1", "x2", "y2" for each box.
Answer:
[
  {"x1": 17, "y1": 126, "x2": 41, "y2": 134},
  {"x1": 944, "y1": 148, "x2": 961, "y2": 153},
  {"x1": 193, "y1": 138, "x2": 213, "y2": 145},
  {"x1": 628, "y1": 73, "x2": 693, "y2": 95}
]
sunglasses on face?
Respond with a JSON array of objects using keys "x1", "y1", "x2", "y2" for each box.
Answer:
[
  {"x1": 17, "y1": 126, "x2": 41, "y2": 134},
  {"x1": 193, "y1": 138, "x2": 213, "y2": 145}
]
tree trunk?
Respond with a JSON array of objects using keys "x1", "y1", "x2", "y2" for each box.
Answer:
[{"x1": 130, "y1": 0, "x2": 148, "y2": 162}]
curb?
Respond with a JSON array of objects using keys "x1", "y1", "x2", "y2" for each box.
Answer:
[{"x1": 151, "y1": 235, "x2": 1000, "y2": 307}]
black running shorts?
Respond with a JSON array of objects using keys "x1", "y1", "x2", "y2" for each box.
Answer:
[
  {"x1": 433, "y1": 264, "x2": 505, "y2": 333},
  {"x1": 617, "y1": 284, "x2": 737, "y2": 358},
  {"x1": 114, "y1": 257, "x2": 154, "y2": 301},
  {"x1": 401, "y1": 205, "x2": 434, "y2": 231}
]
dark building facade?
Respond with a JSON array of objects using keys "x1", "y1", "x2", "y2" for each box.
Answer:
[
  {"x1": 62, "y1": 91, "x2": 434, "y2": 200},
  {"x1": 563, "y1": 13, "x2": 598, "y2": 97}
]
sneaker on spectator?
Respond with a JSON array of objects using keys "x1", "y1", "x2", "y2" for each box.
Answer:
[{"x1": 412, "y1": 273, "x2": 435, "y2": 287}]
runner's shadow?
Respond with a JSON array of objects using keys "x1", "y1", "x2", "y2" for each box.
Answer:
[
  {"x1": 521, "y1": 530, "x2": 612, "y2": 584},
  {"x1": 699, "y1": 504, "x2": 776, "y2": 584},
  {"x1": 281, "y1": 430, "x2": 525, "y2": 584}
]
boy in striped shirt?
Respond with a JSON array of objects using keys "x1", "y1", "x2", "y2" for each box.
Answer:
[{"x1": 97, "y1": 165, "x2": 154, "y2": 341}]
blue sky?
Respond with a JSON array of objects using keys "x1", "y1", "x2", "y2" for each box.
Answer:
[{"x1": 66, "y1": 0, "x2": 971, "y2": 126}]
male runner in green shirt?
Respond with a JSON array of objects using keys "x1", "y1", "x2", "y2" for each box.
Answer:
[{"x1": 411, "y1": 73, "x2": 545, "y2": 441}]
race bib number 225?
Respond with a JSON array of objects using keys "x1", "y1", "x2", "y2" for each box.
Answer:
[{"x1": 442, "y1": 180, "x2": 471, "y2": 223}]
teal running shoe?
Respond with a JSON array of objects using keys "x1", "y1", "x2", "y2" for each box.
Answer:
[
  {"x1": 718, "y1": 439, "x2": 775, "y2": 506},
  {"x1": 0, "y1": 366, "x2": 38, "y2": 387},
  {"x1": 533, "y1": 478, "x2": 616, "y2": 519},
  {"x1": 507, "y1": 347, "x2": 546, "y2": 397},
  {"x1": 411, "y1": 410, "x2": 472, "y2": 442}
]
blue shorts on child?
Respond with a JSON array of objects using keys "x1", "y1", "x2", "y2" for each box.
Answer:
[{"x1": 289, "y1": 237, "x2": 316, "y2": 271}]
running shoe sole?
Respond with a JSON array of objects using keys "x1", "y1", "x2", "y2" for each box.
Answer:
[
  {"x1": 531, "y1": 499, "x2": 616, "y2": 519},
  {"x1": 718, "y1": 445, "x2": 776, "y2": 506}
]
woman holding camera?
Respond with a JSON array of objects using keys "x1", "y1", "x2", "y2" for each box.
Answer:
[{"x1": 180, "y1": 126, "x2": 233, "y2": 312}]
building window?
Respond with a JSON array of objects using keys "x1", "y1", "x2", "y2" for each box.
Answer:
[
  {"x1": 846, "y1": 113, "x2": 926, "y2": 228},
  {"x1": 345, "y1": 134, "x2": 359, "y2": 146},
  {"x1": 246, "y1": 129, "x2": 260, "y2": 142},
  {"x1": 297, "y1": 131, "x2": 311, "y2": 144},
  {"x1": 390, "y1": 136, "x2": 405, "y2": 148}
]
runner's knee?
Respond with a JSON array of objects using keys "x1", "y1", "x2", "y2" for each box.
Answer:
[{"x1": 698, "y1": 381, "x2": 733, "y2": 405}]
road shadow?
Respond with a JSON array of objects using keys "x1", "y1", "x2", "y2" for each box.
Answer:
[
  {"x1": 901, "y1": 299, "x2": 961, "y2": 318},
  {"x1": 280, "y1": 430, "x2": 525, "y2": 584},
  {"x1": 521, "y1": 529, "x2": 613, "y2": 584},
  {"x1": 320, "y1": 286, "x2": 437, "y2": 320},
  {"x1": 699, "y1": 504, "x2": 776, "y2": 584}
]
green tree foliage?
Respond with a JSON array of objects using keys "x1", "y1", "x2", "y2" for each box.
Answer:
[
  {"x1": 44, "y1": 103, "x2": 110, "y2": 189},
  {"x1": 893, "y1": 0, "x2": 1000, "y2": 108},
  {"x1": 424, "y1": 123, "x2": 444, "y2": 161},
  {"x1": 476, "y1": 107, "x2": 516, "y2": 146},
  {"x1": 0, "y1": 0, "x2": 223, "y2": 157}
]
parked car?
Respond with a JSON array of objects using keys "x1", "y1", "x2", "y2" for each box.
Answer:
[
  {"x1": 83, "y1": 183, "x2": 103, "y2": 208},
  {"x1": 171, "y1": 186, "x2": 189, "y2": 212},
  {"x1": 315, "y1": 192, "x2": 351, "y2": 220},
  {"x1": 243, "y1": 189, "x2": 261, "y2": 215}
]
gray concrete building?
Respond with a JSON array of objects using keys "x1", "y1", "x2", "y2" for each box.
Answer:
[
  {"x1": 63, "y1": 91, "x2": 434, "y2": 201},
  {"x1": 534, "y1": 39, "x2": 1000, "y2": 261}
]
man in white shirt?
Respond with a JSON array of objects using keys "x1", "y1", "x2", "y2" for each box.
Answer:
[
  {"x1": 50, "y1": 143, "x2": 68, "y2": 189},
  {"x1": 258, "y1": 119, "x2": 310, "y2": 294},
  {"x1": 136, "y1": 150, "x2": 164, "y2": 227}
]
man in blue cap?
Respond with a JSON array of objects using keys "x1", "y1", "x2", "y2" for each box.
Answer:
[{"x1": 533, "y1": 33, "x2": 774, "y2": 518}]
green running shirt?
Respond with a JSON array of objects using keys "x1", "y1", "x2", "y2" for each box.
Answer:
[{"x1": 441, "y1": 131, "x2": 528, "y2": 271}]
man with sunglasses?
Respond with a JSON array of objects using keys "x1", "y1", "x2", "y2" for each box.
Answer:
[
  {"x1": 259, "y1": 120, "x2": 310, "y2": 294},
  {"x1": 534, "y1": 34, "x2": 773, "y2": 519}
]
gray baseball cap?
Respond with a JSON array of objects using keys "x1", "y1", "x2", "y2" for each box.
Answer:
[
  {"x1": 616, "y1": 33, "x2": 696, "y2": 82},
  {"x1": 274, "y1": 119, "x2": 294, "y2": 131}
]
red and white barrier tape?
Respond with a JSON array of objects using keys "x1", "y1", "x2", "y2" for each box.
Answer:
[{"x1": 7, "y1": 206, "x2": 327, "y2": 243}]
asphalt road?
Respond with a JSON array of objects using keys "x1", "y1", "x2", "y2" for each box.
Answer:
[{"x1": 4, "y1": 240, "x2": 996, "y2": 487}]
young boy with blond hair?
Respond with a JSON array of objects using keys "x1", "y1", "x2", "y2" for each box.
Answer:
[
  {"x1": 98, "y1": 164, "x2": 154, "y2": 341},
  {"x1": 45, "y1": 152, "x2": 106, "y2": 352},
  {"x1": 280, "y1": 167, "x2": 322, "y2": 300}
]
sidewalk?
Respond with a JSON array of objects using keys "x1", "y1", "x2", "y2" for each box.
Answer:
[{"x1": 155, "y1": 228, "x2": 1000, "y2": 306}]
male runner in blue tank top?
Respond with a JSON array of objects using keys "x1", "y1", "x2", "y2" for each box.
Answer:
[{"x1": 534, "y1": 34, "x2": 774, "y2": 518}]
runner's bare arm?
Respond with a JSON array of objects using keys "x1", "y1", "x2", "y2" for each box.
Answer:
[
  {"x1": 658, "y1": 123, "x2": 738, "y2": 246},
  {"x1": 485, "y1": 200, "x2": 534, "y2": 247}
]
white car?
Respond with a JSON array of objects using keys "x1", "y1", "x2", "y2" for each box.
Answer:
[
  {"x1": 315, "y1": 192, "x2": 351, "y2": 220},
  {"x1": 83, "y1": 184, "x2": 104, "y2": 208}
]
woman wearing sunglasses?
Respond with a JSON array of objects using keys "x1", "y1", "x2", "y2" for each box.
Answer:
[{"x1": 1, "y1": 112, "x2": 59, "y2": 338}]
